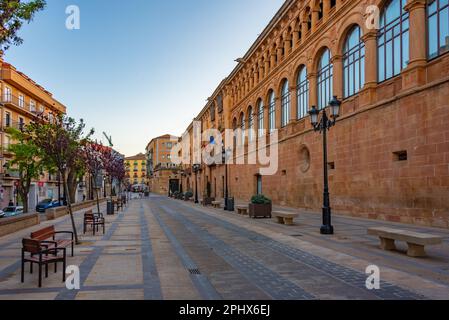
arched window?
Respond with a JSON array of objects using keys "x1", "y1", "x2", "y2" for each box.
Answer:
[
  {"x1": 257, "y1": 99, "x2": 264, "y2": 137},
  {"x1": 317, "y1": 48, "x2": 333, "y2": 109},
  {"x1": 343, "y1": 25, "x2": 365, "y2": 98},
  {"x1": 428, "y1": 0, "x2": 449, "y2": 59},
  {"x1": 281, "y1": 80, "x2": 290, "y2": 127},
  {"x1": 296, "y1": 66, "x2": 309, "y2": 119},
  {"x1": 378, "y1": 0, "x2": 409, "y2": 82},
  {"x1": 268, "y1": 91, "x2": 276, "y2": 133},
  {"x1": 240, "y1": 112, "x2": 245, "y2": 145},
  {"x1": 248, "y1": 106, "x2": 254, "y2": 142}
]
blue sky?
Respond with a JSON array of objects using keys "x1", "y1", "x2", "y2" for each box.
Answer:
[{"x1": 4, "y1": 0, "x2": 284, "y2": 156}]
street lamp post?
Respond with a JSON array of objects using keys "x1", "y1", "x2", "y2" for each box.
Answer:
[
  {"x1": 193, "y1": 164, "x2": 200, "y2": 204},
  {"x1": 222, "y1": 145, "x2": 231, "y2": 210},
  {"x1": 309, "y1": 96, "x2": 341, "y2": 235}
]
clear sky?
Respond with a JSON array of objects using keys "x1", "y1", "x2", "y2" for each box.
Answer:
[{"x1": 4, "y1": 0, "x2": 285, "y2": 157}]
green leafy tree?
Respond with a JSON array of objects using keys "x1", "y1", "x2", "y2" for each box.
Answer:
[
  {"x1": 27, "y1": 114, "x2": 93, "y2": 244},
  {"x1": 0, "y1": 0, "x2": 46, "y2": 51},
  {"x1": 6, "y1": 127, "x2": 45, "y2": 213}
]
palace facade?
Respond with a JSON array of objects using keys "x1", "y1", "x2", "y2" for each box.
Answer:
[{"x1": 178, "y1": 0, "x2": 449, "y2": 228}]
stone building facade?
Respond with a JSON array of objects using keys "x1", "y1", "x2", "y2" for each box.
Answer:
[
  {"x1": 0, "y1": 54, "x2": 67, "y2": 209},
  {"x1": 146, "y1": 134, "x2": 180, "y2": 195},
  {"x1": 178, "y1": 0, "x2": 449, "y2": 228}
]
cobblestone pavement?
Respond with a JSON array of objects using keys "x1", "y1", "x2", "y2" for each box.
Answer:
[{"x1": 0, "y1": 195, "x2": 448, "y2": 300}]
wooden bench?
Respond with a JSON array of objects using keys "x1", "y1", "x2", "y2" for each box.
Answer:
[
  {"x1": 272, "y1": 211, "x2": 299, "y2": 226},
  {"x1": 212, "y1": 201, "x2": 221, "y2": 208},
  {"x1": 368, "y1": 227, "x2": 443, "y2": 257},
  {"x1": 21, "y1": 238, "x2": 66, "y2": 288},
  {"x1": 83, "y1": 210, "x2": 105, "y2": 236},
  {"x1": 30, "y1": 225, "x2": 74, "y2": 257},
  {"x1": 236, "y1": 205, "x2": 249, "y2": 215}
]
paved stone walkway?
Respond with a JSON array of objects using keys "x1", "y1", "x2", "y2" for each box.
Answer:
[{"x1": 0, "y1": 195, "x2": 448, "y2": 300}]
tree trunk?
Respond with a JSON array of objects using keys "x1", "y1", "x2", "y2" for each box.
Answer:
[
  {"x1": 62, "y1": 170, "x2": 79, "y2": 244},
  {"x1": 67, "y1": 169, "x2": 77, "y2": 204},
  {"x1": 18, "y1": 176, "x2": 31, "y2": 213},
  {"x1": 18, "y1": 188, "x2": 29, "y2": 213},
  {"x1": 92, "y1": 175, "x2": 101, "y2": 214}
]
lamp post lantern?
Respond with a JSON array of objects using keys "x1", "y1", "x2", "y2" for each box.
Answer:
[
  {"x1": 192, "y1": 164, "x2": 200, "y2": 204},
  {"x1": 309, "y1": 96, "x2": 341, "y2": 235},
  {"x1": 222, "y1": 144, "x2": 231, "y2": 210}
]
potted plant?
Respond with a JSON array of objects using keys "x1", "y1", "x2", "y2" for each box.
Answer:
[
  {"x1": 184, "y1": 191, "x2": 193, "y2": 201},
  {"x1": 248, "y1": 194, "x2": 272, "y2": 218}
]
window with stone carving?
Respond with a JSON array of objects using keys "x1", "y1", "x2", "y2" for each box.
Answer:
[
  {"x1": 378, "y1": 0, "x2": 409, "y2": 82},
  {"x1": 343, "y1": 25, "x2": 365, "y2": 98},
  {"x1": 428, "y1": 0, "x2": 449, "y2": 59},
  {"x1": 317, "y1": 48, "x2": 333, "y2": 109},
  {"x1": 268, "y1": 90, "x2": 276, "y2": 132},
  {"x1": 257, "y1": 99, "x2": 264, "y2": 137},
  {"x1": 281, "y1": 80, "x2": 290, "y2": 127},
  {"x1": 296, "y1": 66, "x2": 309, "y2": 119}
]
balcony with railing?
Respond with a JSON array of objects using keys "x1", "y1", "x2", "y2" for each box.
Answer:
[
  {"x1": 0, "y1": 67, "x2": 66, "y2": 114},
  {"x1": 0, "y1": 93, "x2": 41, "y2": 118},
  {"x1": 3, "y1": 120, "x2": 26, "y2": 132}
]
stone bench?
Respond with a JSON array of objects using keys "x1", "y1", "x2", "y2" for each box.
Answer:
[
  {"x1": 272, "y1": 211, "x2": 299, "y2": 226},
  {"x1": 236, "y1": 205, "x2": 249, "y2": 215},
  {"x1": 368, "y1": 227, "x2": 443, "y2": 257},
  {"x1": 212, "y1": 201, "x2": 222, "y2": 208}
]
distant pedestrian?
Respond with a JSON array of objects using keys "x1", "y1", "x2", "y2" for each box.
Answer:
[
  {"x1": 83, "y1": 194, "x2": 86, "y2": 202},
  {"x1": 8, "y1": 200, "x2": 13, "y2": 206}
]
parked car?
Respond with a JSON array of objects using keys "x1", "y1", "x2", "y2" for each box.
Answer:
[
  {"x1": 35, "y1": 199, "x2": 61, "y2": 213},
  {"x1": 0, "y1": 206, "x2": 24, "y2": 218}
]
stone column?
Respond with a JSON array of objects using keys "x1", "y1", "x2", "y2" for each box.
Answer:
[
  {"x1": 311, "y1": 9, "x2": 319, "y2": 33},
  {"x1": 253, "y1": 69, "x2": 259, "y2": 87},
  {"x1": 331, "y1": 54, "x2": 343, "y2": 100},
  {"x1": 291, "y1": 21, "x2": 299, "y2": 49},
  {"x1": 270, "y1": 51, "x2": 277, "y2": 70},
  {"x1": 359, "y1": 30, "x2": 378, "y2": 106},
  {"x1": 283, "y1": 31, "x2": 292, "y2": 56},
  {"x1": 323, "y1": 0, "x2": 330, "y2": 17},
  {"x1": 302, "y1": 19, "x2": 309, "y2": 35},
  {"x1": 405, "y1": 0, "x2": 427, "y2": 67},
  {"x1": 402, "y1": 0, "x2": 427, "y2": 88},
  {"x1": 277, "y1": 39, "x2": 284, "y2": 63},
  {"x1": 264, "y1": 53, "x2": 270, "y2": 77}
]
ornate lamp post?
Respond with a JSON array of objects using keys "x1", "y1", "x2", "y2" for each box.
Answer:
[
  {"x1": 222, "y1": 144, "x2": 232, "y2": 210},
  {"x1": 192, "y1": 164, "x2": 200, "y2": 204},
  {"x1": 309, "y1": 96, "x2": 341, "y2": 235}
]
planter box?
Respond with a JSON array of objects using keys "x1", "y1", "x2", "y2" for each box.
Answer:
[
  {"x1": 46, "y1": 198, "x2": 107, "y2": 220},
  {"x1": 0, "y1": 213, "x2": 40, "y2": 237},
  {"x1": 46, "y1": 207, "x2": 68, "y2": 220},
  {"x1": 248, "y1": 203, "x2": 272, "y2": 218}
]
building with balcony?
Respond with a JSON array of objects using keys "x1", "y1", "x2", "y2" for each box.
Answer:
[
  {"x1": 0, "y1": 53, "x2": 67, "y2": 209},
  {"x1": 125, "y1": 153, "x2": 148, "y2": 187},
  {"x1": 177, "y1": 0, "x2": 449, "y2": 229}
]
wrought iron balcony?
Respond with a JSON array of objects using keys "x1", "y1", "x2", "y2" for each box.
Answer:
[{"x1": 0, "y1": 94, "x2": 40, "y2": 116}]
